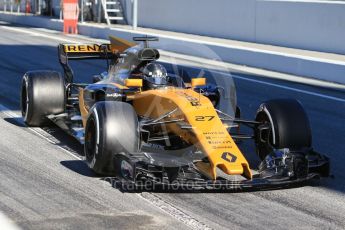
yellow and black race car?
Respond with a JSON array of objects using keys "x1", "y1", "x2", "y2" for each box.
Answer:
[{"x1": 20, "y1": 36, "x2": 330, "y2": 191}]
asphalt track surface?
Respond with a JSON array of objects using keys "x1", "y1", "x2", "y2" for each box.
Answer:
[{"x1": 0, "y1": 22, "x2": 344, "y2": 230}]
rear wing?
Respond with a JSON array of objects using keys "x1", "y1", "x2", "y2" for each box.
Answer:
[
  {"x1": 58, "y1": 43, "x2": 116, "y2": 83},
  {"x1": 58, "y1": 44, "x2": 115, "y2": 60},
  {"x1": 58, "y1": 37, "x2": 139, "y2": 83}
]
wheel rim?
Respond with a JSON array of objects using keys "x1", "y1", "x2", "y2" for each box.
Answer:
[
  {"x1": 255, "y1": 112, "x2": 274, "y2": 159},
  {"x1": 85, "y1": 117, "x2": 97, "y2": 163},
  {"x1": 21, "y1": 80, "x2": 29, "y2": 118}
]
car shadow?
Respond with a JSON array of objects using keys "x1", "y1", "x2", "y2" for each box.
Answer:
[
  {"x1": 5, "y1": 115, "x2": 339, "y2": 194},
  {"x1": 57, "y1": 157, "x2": 330, "y2": 194},
  {"x1": 4, "y1": 115, "x2": 85, "y2": 156},
  {"x1": 40, "y1": 125, "x2": 85, "y2": 155}
]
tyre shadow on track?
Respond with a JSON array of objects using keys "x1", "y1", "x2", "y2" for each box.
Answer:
[
  {"x1": 4, "y1": 117, "x2": 26, "y2": 127},
  {"x1": 60, "y1": 160, "x2": 97, "y2": 177}
]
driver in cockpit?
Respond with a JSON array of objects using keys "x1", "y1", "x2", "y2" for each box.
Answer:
[{"x1": 141, "y1": 62, "x2": 168, "y2": 89}]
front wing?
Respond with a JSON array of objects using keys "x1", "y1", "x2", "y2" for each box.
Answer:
[{"x1": 109, "y1": 150, "x2": 330, "y2": 192}]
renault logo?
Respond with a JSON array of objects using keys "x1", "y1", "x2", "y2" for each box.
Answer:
[{"x1": 221, "y1": 152, "x2": 237, "y2": 163}]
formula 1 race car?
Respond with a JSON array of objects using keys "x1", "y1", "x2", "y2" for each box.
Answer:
[{"x1": 20, "y1": 36, "x2": 330, "y2": 191}]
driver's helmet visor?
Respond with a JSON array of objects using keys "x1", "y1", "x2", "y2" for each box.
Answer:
[
  {"x1": 144, "y1": 64, "x2": 168, "y2": 85},
  {"x1": 146, "y1": 76, "x2": 168, "y2": 85}
]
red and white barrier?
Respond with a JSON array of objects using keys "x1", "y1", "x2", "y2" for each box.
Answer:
[{"x1": 63, "y1": 0, "x2": 79, "y2": 34}]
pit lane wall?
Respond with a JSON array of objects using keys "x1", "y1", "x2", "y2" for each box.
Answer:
[
  {"x1": 121, "y1": 0, "x2": 345, "y2": 55},
  {"x1": 2, "y1": 0, "x2": 344, "y2": 55},
  {"x1": 0, "y1": 12, "x2": 345, "y2": 85}
]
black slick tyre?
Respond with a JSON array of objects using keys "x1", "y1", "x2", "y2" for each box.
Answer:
[
  {"x1": 84, "y1": 101, "x2": 140, "y2": 175},
  {"x1": 21, "y1": 71, "x2": 65, "y2": 127},
  {"x1": 255, "y1": 99, "x2": 312, "y2": 160}
]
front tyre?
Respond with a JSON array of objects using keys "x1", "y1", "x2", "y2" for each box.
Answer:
[
  {"x1": 84, "y1": 101, "x2": 140, "y2": 175},
  {"x1": 21, "y1": 71, "x2": 66, "y2": 127},
  {"x1": 255, "y1": 99, "x2": 312, "y2": 160}
]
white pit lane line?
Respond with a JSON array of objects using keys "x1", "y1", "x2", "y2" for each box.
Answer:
[
  {"x1": 0, "y1": 212, "x2": 20, "y2": 230},
  {"x1": 0, "y1": 104, "x2": 212, "y2": 230},
  {"x1": 138, "y1": 193, "x2": 212, "y2": 230}
]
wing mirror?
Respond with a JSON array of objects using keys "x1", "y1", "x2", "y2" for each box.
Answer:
[
  {"x1": 191, "y1": 78, "x2": 206, "y2": 88},
  {"x1": 125, "y1": 79, "x2": 143, "y2": 88}
]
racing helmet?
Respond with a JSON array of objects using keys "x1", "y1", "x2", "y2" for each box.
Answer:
[{"x1": 142, "y1": 63, "x2": 168, "y2": 87}]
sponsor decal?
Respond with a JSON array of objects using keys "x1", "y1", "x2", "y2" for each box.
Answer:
[
  {"x1": 106, "y1": 93, "x2": 122, "y2": 98},
  {"x1": 64, "y1": 44, "x2": 112, "y2": 53},
  {"x1": 176, "y1": 92, "x2": 201, "y2": 106}
]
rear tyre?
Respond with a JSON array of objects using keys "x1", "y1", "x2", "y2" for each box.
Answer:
[
  {"x1": 255, "y1": 99, "x2": 312, "y2": 160},
  {"x1": 21, "y1": 71, "x2": 65, "y2": 126},
  {"x1": 84, "y1": 101, "x2": 140, "y2": 175}
]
